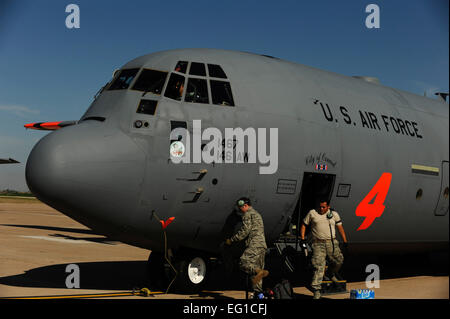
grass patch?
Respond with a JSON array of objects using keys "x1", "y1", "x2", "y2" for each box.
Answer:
[{"x1": 0, "y1": 196, "x2": 39, "y2": 203}]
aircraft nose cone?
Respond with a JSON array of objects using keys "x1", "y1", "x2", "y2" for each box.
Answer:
[
  {"x1": 26, "y1": 123, "x2": 146, "y2": 230},
  {"x1": 26, "y1": 130, "x2": 68, "y2": 201}
]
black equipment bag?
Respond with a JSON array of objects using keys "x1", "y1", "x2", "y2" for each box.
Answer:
[{"x1": 273, "y1": 279, "x2": 294, "y2": 299}]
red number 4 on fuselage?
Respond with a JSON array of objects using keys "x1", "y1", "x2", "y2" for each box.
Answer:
[{"x1": 356, "y1": 173, "x2": 392, "y2": 231}]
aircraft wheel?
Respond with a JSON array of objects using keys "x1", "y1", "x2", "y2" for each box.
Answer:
[{"x1": 173, "y1": 255, "x2": 208, "y2": 293}]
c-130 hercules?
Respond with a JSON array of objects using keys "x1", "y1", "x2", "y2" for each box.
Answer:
[{"x1": 25, "y1": 49, "x2": 448, "y2": 292}]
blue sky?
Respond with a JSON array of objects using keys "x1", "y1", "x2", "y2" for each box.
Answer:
[{"x1": 0, "y1": 0, "x2": 448, "y2": 191}]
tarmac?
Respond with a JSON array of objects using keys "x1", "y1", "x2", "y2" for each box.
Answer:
[{"x1": 0, "y1": 197, "x2": 448, "y2": 300}]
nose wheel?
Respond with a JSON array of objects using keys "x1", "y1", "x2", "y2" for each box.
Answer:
[
  {"x1": 146, "y1": 252, "x2": 208, "y2": 294},
  {"x1": 173, "y1": 255, "x2": 208, "y2": 293},
  {"x1": 187, "y1": 257, "x2": 207, "y2": 284}
]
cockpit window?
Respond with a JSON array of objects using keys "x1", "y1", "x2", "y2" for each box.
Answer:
[
  {"x1": 207, "y1": 64, "x2": 227, "y2": 79},
  {"x1": 210, "y1": 80, "x2": 235, "y2": 106},
  {"x1": 132, "y1": 69, "x2": 167, "y2": 94},
  {"x1": 185, "y1": 78, "x2": 209, "y2": 104},
  {"x1": 175, "y1": 61, "x2": 188, "y2": 74},
  {"x1": 165, "y1": 61, "x2": 235, "y2": 106},
  {"x1": 189, "y1": 62, "x2": 206, "y2": 76},
  {"x1": 164, "y1": 73, "x2": 185, "y2": 101},
  {"x1": 108, "y1": 68, "x2": 139, "y2": 90}
]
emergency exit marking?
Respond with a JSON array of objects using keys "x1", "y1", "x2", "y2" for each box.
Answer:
[{"x1": 355, "y1": 173, "x2": 392, "y2": 231}]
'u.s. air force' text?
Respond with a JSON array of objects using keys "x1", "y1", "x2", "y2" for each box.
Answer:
[{"x1": 314, "y1": 98, "x2": 423, "y2": 139}]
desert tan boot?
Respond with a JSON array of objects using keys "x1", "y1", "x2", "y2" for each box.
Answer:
[{"x1": 252, "y1": 269, "x2": 269, "y2": 285}]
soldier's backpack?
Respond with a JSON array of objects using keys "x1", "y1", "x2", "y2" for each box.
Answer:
[{"x1": 273, "y1": 279, "x2": 294, "y2": 299}]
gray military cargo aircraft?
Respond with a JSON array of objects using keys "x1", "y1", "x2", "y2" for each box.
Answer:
[{"x1": 24, "y1": 49, "x2": 448, "y2": 292}]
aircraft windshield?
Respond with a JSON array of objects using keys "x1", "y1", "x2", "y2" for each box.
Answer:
[
  {"x1": 210, "y1": 80, "x2": 234, "y2": 106},
  {"x1": 164, "y1": 62, "x2": 234, "y2": 106},
  {"x1": 174, "y1": 61, "x2": 188, "y2": 73},
  {"x1": 189, "y1": 62, "x2": 206, "y2": 76},
  {"x1": 132, "y1": 69, "x2": 168, "y2": 94},
  {"x1": 185, "y1": 78, "x2": 209, "y2": 104},
  {"x1": 164, "y1": 73, "x2": 185, "y2": 101},
  {"x1": 108, "y1": 68, "x2": 139, "y2": 90},
  {"x1": 207, "y1": 64, "x2": 227, "y2": 79}
]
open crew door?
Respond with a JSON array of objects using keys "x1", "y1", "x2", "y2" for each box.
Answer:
[
  {"x1": 294, "y1": 172, "x2": 336, "y2": 230},
  {"x1": 274, "y1": 172, "x2": 336, "y2": 273}
]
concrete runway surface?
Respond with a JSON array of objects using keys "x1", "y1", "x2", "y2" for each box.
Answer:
[{"x1": 0, "y1": 197, "x2": 448, "y2": 300}]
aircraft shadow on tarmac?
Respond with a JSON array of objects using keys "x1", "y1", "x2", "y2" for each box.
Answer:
[
  {"x1": 0, "y1": 259, "x2": 311, "y2": 299},
  {"x1": 0, "y1": 261, "x2": 152, "y2": 291},
  {"x1": 2, "y1": 224, "x2": 118, "y2": 245},
  {"x1": 0, "y1": 250, "x2": 447, "y2": 298},
  {"x1": 0, "y1": 260, "x2": 260, "y2": 299}
]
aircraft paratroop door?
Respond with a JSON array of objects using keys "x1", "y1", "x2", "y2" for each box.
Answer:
[{"x1": 434, "y1": 161, "x2": 449, "y2": 216}]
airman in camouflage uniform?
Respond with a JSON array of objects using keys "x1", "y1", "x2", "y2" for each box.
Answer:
[
  {"x1": 310, "y1": 239, "x2": 344, "y2": 292},
  {"x1": 300, "y1": 199, "x2": 348, "y2": 299},
  {"x1": 226, "y1": 197, "x2": 268, "y2": 294}
]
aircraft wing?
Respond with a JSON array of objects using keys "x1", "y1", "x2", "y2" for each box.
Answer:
[
  {"x1": 0, "y1": 158, "x2": 20, "y2": 164},
  {"x1": 24, "y1": 121, "x2": 77, "y2": 131}
]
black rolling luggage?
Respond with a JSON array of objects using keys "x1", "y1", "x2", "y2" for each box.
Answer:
[{"x1": 273, "y1": 279, "x2": 294, "y2": 299}]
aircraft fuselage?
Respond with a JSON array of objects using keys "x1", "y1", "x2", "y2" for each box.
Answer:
[{"x1": 26, "y1": 49, "x2": 449, "y2": 256}]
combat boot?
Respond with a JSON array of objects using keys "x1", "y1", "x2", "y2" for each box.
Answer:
[
  {"x1": 313, "y1": 290, "x2": 321, "y2": 299},
  {"x1": 331, "y1": 275, "x2": 339, "y2": 283},
  {"x1": 252, "y1": 269, "x2": 269, "y2": 285}
]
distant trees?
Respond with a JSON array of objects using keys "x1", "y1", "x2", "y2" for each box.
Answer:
[{"x1": 0, "y1": 189, "x2": 34, "y2": 197}]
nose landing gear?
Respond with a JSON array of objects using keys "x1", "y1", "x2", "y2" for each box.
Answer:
[
  {"x1": 173, "y1": 255, "x2": 208, "y2": 293},
  {"x1": 146, "y1": 251, "x2": 209, "y2": 294}
]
